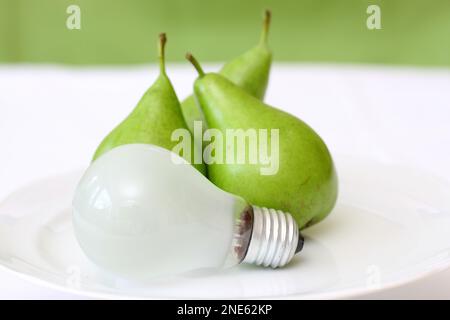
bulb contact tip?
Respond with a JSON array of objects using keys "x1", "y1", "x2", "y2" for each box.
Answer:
[{"x1": 296, "y1": 232, "x2": 304, "y2": 254}]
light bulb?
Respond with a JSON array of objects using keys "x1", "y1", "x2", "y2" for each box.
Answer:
[{"x1": 73, "y1": 144, "x2": 303, "y2": 279}]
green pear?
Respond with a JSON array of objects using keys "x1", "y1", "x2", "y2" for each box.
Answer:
[
  {"x1": 185, "y1": 54, "x2": 338, "y2": 229},
  {"x1": 93, "y1": 34, "x2": 206, "y2": 175},
  {"x1": 181, "y1": 10, "x2": 272, "y2": 136}
]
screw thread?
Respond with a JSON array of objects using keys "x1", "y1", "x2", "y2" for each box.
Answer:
[{"x1": 242, "y1": 206, "x2": 303, "y2": 268}]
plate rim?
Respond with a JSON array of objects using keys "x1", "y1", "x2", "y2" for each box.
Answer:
[{"x1": 1, "y1": 257, "x2": 449, "y2": 300}]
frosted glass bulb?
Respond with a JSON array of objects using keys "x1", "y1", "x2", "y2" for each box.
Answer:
[{"x1": 73, "y1": 144, "x2": 303, "y2": 279}]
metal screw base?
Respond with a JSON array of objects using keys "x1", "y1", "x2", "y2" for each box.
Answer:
[{"x1": 242, "y1": 206, "x2": 303, "y2": 268}]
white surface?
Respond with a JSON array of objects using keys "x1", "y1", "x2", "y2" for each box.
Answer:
[
  {"x1": 0, "y1": 64, "x2": 450, "y2": 299},
  {"x1": 1, "y1": 156, "x2": 450, "y2": 299}
]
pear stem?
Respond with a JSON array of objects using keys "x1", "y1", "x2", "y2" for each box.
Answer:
[
  {"x1": 259, "y1": 9, "x2": 271, "y2": 46},
  {"x1": 185, "y1": 53, "x2": 205, "y2": 77},
  {"x1": 158, "y1": 33, "x2": 167, "y2": 75}
]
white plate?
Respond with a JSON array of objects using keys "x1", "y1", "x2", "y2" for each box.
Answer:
[{"x1": 1, "y1": 155, "x2": 450, "y2": 299}]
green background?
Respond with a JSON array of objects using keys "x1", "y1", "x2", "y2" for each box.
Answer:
[{"x1": 1, "y1": 0, "x2": 449, "y2": 66}]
